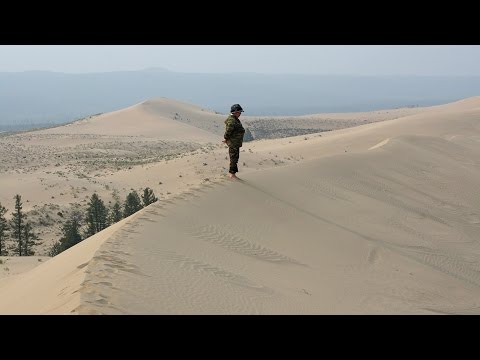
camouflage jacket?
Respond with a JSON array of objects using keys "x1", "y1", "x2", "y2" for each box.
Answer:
[{"x1": 224, "y1": 114, "x2": 245, "y2": 148}]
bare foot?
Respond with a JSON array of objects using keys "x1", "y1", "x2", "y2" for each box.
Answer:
[{"x1": 228, "y1": 173, "x2": 238, "y2": 180}]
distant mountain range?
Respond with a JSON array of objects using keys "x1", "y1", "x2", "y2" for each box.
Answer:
[{"x1": 1, "y1": 68, "x2": 479, "y2": 130}]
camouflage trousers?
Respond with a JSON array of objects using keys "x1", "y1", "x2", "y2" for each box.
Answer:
[{"x1": 228, "y1": 146, "x2": 240, "y2": 174}]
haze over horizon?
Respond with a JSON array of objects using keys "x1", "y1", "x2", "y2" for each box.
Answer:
[
  {"x1": 1, "y1": 45, "x2": 480, "y2": 76},
  {"x1": 1, "y1": 45, "x2": 480, "y2": 131}
]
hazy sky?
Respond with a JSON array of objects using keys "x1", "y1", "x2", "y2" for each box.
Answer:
[{"x1": 0, "y1": 45, "x2": 479, "y2": 75}]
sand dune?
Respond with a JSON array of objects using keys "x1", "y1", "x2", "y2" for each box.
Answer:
[
  {"x1": 0, "y1": 98, "x2": 434, "y2": 254},
  {"x1": 34, "y1": 98, "x2": 220, "y2": 142},
  {"x1": 1, "y1": 96, "x2": 480, "y2": 314}
]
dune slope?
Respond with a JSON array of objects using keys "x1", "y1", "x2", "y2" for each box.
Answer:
[{"x1": 1, "y1": 97, "x2": 480, "y2": 314}]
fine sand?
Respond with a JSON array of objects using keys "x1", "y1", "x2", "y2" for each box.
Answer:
[{"x1": 0, "y1": 96, "x2": 479, "y2": 314}]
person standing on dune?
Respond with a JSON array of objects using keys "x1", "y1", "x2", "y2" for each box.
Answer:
[{"x1": 223, "y1": 104, "x2": 246, "y2": 179}]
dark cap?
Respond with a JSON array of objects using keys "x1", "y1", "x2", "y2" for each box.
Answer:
[{"x1": 230, "y1": 104, "x2": 244, "y2": 113}]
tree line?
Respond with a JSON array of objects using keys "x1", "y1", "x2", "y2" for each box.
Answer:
[{"x1": 0, "y1": 187, "x2": 158, "y2": 257}]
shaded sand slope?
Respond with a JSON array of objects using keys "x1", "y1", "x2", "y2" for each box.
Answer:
[
  {"x1": 1, "y1": 97, "x2": 480, "y2": 314},
  {"x1": 0, "y1": 215, "x2": 140, "y2": 314},
  {"x1": 74, "y1": 130, "x2": 480, "y2": 314},
  {"x1": 75, "y1": 96, "x2": 480, "y2": 314}
]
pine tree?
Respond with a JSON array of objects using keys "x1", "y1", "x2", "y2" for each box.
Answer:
[
  {"x1": 109, "y1": 189, "x2": 123, "y2": 224},
  {"x1": 59, "y1": 212, "x2": 83, "y2": 251},
  {"x1": 9, "y1": 194, "x2": 26, "y2": 256},
  {"x1": 85, "y1": 193, "x2": 109, "y2": 237},
  {"x1": 110, "y1": 202, "x2": 123, "y2": 223},
  {"x1": 48, "y1": 241, "x2": 63, "y2": 257},
  {"x1": 124, "y1": 190, "x2": 143, "y2": 217},
  {"x1": 23, "y1": 222, "x2": 41, "y2": 256},
  {"x1": 0, "y1": 202, "x2": 8, "y2": 256},
  {"x1": 141, "y1": 187, "x2": 158, "y2": 207}
]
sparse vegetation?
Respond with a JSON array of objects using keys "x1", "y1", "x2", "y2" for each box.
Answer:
[
  {"x1": 109, "y1": 189, "x2": 123, "y2": 224},
  {"x1": 84, "y1": 193, "x2": 109, "y2": 238},
  {"x1": 0, "y1": 202, "x2": 8, "y2": 256},
  {"x1": 142, "y1": 187, "x2": 158, "y2": 207},
  {"x1": 124, "y1": 191, "x2": 143, "y2": 217},
  {"x1": 4, "y1": 195, "x2": 41, "y2": 256},
  {"x1": 9, "y1": 195, "x2": 27, "y2": 256},
  {"x1": 50, "y1": 211, "x2": 83, "y2": 256},
  {"x1": 45, "y1": 186, "x2": 157, "y2": 257},
  {"x1": 22, "y1": 222, "x2": 41, "y2": 256}
]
